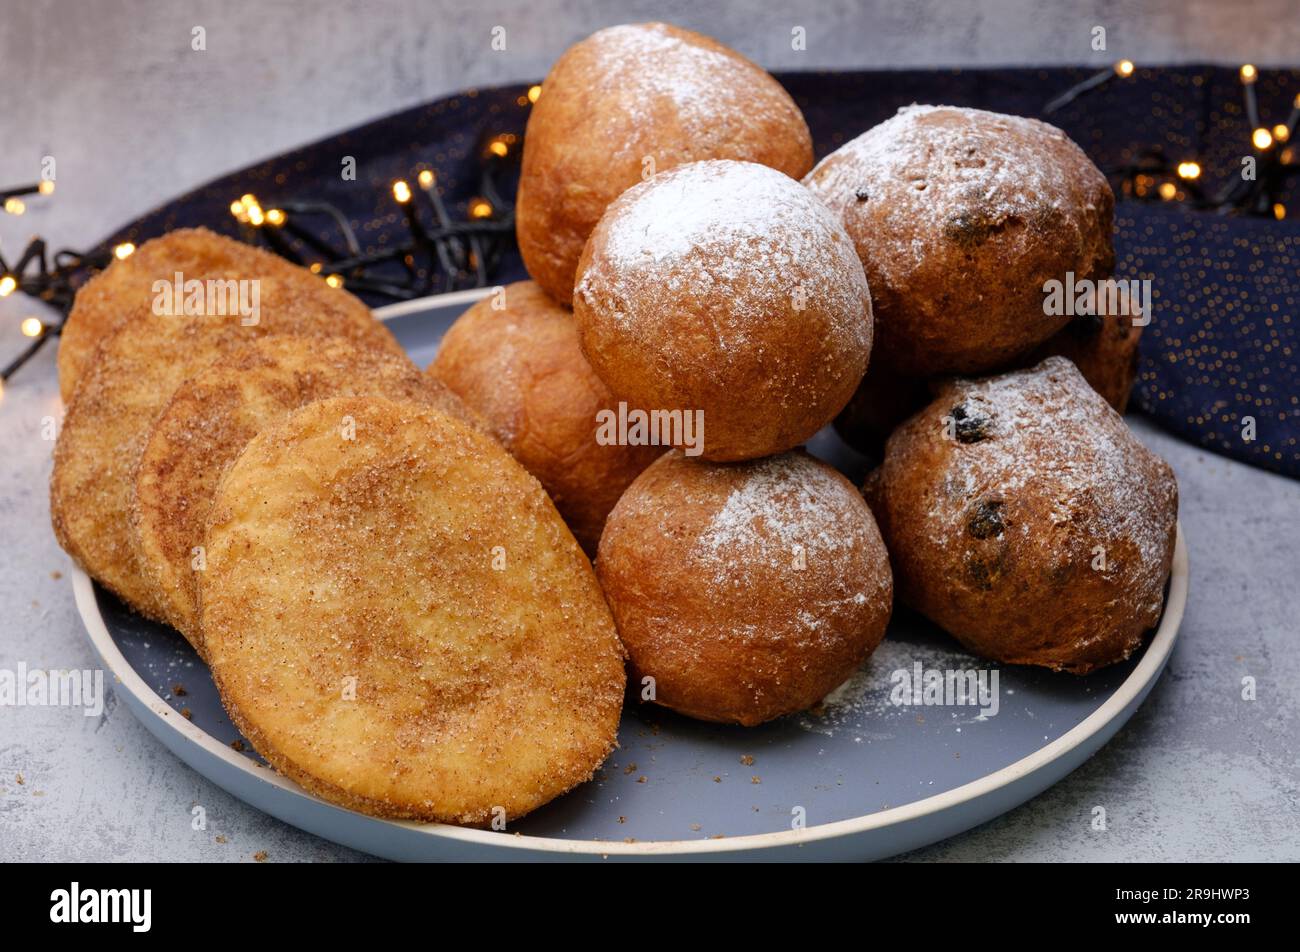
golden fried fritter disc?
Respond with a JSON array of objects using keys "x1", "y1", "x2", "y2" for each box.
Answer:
[
  {"x1": 57, "y1": 227, "x2": 376, "y2": 403},
  {"x1": 133, "y1": 335, "x2": 479, "y2": 645},
  {"x1": 50, "y1": 291, "x2": 402, "y2": 620},
  {"x1": 200, "y1": 396, "x2": 625, "y2": 823}
]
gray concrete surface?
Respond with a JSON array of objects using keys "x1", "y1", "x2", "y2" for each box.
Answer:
[{"x1": 2, "y1": 0, "x2": 1298, "y2": 862}]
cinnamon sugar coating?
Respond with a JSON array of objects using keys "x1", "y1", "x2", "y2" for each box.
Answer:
[
  {"x1": 57, "y1": 227, "x2": 380, "y2": 403},
  {"x1": 201, "y1": 396, "x2": 625, "y2": 824},
  {"x1": 50, "y1": 262, "x2": 401, "y2": 619},
  {"x1": 134, "y1": 335, "x2": 479, "y2": 645}
]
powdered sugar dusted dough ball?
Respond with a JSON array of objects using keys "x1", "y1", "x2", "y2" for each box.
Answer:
[
  {"x1": 574, "y1": 159, "x2": 873, "y2": 462},
  {"x1": 804, "y1": 105, "x2": 1115, "y2": 376},
  {"x1": 517, "y1": 22, "x2": 814, "y2": 304},
  {"x1": 597, "y1": 450, "x2": 893, "y2": 726},
  {"x1": 871, "y1": 357, "x2": 1177, "y2": 674}
]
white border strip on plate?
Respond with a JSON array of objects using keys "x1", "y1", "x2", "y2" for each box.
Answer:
[{"x1": 374, "y1": 287, "x2": 493, "y2": 321}]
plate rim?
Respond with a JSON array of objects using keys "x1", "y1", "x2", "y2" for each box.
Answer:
[
  {"x1": 74, "y1": 522, "x2": 1187, "y2": 857},
  {"x1": 375, "y1": 287, "x2": 493, "y2": 322},
  {"x1": 74, "y1": 290, "x2": 1189, "y2": 858}
]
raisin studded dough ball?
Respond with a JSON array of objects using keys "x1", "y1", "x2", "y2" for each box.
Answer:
[
  {"x1": 574, "y1": 159, "x2": 873, "y2": 462},
  {"x1": 597, "y1": 450, "x2": 893, "y2": 726},
  {"x1": 804, "y1": 105, "x2": 1115, "y2": 376},
  {"x1": 517, "y1": 22, "x2": 813, "y2": 305},
  {"x1": 429, "y1": 281, "x2": 661, "y2": 555},
  {"x1": 872, "y1": 357, "x2": 1177, "y2": 674}
]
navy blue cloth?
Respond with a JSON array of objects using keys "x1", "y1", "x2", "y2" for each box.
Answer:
[{"x1": 96, "y1": 67, "x2": 1299, "y2": 478}]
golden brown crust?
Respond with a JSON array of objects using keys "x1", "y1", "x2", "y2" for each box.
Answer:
[
  {"x1": 133, "y1": 335, "x2": 477, "y2": 646},
  {"x1": 57, "y1": 228, "x2": 377, "y2": 403},
  {"x1": 803, "y1": 105, "x2": 1115, "y2": 376},
  {"x1": 428, "y1": 281, "x2": 660, "y2": 554},
  {"x1": 873, "y1": 357, "x2": 1177, "y2": 674},
  {"x1": 516, "y1": 22, "x2": 814, "y2": 304},
  {"x1": 574, "y1": 160, "x2": 873, "y2": 461},
  {"x1": 50, "y1": 253, "x2": 401, "y2": 619},
  {"x1": 200, "y1": 396, "x2": 625, "y2": 824},
  {"x1": 597, "y1": 450, "x2": 892, "y2": 726},
  {"x1": 1029, "y1": 312, "x2": 1142, "y2": 413}
]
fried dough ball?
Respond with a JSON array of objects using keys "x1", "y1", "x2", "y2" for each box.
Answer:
[
  {"x1": 429, "y1": 281, "x2": 660, "y2": 554},
  {"x1": 57, "y1": 227, "x2": 376, "y2": 403},
  {"x1": 596, "y1": 450, "x2": 893, "y2": 726},
  {"x1": 574, "y1": 159, "x2": 873, "y2": 461},
  {"x1": 871, "y1": 357, "x2": 1177, "y2": 674},
  {"x1": 133, "y1": 335, "x2": 477, "y2": 646},
  {"x1": 803, "y1": 105, "x2": 1115, "y2": 376},
  {"x1": 50, "y1": 268, "x2": 401, "y2": 619},
  {"x1": 200, "y1": 396, "x2": 625, "y2": 824},
  {"x1": 516, "y1": 22, "x2": 813, "y2": 304}
]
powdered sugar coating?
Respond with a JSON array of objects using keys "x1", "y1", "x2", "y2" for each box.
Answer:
[
  {"x1": 574, "y1": 160, "x2": 873, "y2": 460},
  {"x1": 515, "y1": 22, "x2": 813, "y2": 304},
  {"x1": 596, "y1": 450, "x2": 893, "y2": 725},
  {"x1": 877, "y1": 356, "x2": 1177, "y2": 673},
  {"x1": 575, "y1": 23, "x2": 797, "y2": 159},
  {"x1": 693, "y1": 455, "x2": 883, "y2": 589},
  {"x1": 806, "y1": 105, "x2": 1089, "y2": 273},
  {"x1": 579, "y1": 159, "x2": 870, "y2": 345},
  {"x1": 803, "y1": 104, "x2": 1114, "y2": 375},
  {"x1": 811, "y1": 106, "x2": 1086, "y2": 252},
  {"x1": 926, "y1": 359, "x2": 1168, "y2": 574}
]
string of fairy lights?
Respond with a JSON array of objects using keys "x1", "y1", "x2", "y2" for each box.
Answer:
[
  {"x1": 0, "y1": 176, "x2": 138, "y2": 390},
  {"x1": 1047, "y1": 61, "x2": 1299, "y2": 219},
  {"x1": 0, "y1": 85, "x2": 536, "y2": 396},
  {"x1": 3, "y1": 67, "x2": 1297, "y2": 393},
  {"x1": 226, "y1": 125, "x2": 521, "y2": 300}
]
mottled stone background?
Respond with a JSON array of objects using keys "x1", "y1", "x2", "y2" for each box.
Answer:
[{"x1": 1, "y1": 0, "x2": 1297, "y2": 861}]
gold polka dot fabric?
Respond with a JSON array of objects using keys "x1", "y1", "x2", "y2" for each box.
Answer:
[{"x1": 1121, "y1": 209, "x2": 1299, "y2": 477}]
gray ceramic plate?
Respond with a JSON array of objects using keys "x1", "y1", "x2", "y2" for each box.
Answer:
[{"x1": 73, "y1": 289, "x2": 1188, "y2": 861}]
